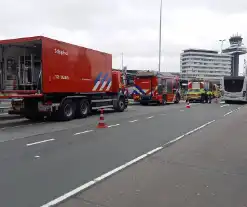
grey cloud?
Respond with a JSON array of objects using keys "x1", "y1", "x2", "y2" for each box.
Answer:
[{"x1": 1, "y1": 0, "x2": 247, "y2": 71}]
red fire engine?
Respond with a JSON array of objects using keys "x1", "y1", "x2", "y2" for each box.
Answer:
[
  {"x1": 0, "y1": 36, "x2": 128, "y2": 121},
  {"x1": 133, "y1": 71, "x2": 180, "y2": 105}
]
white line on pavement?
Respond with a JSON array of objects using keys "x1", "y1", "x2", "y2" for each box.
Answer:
[
  {"x1": 224, "y1": 111, "x2": 233, "y2": 117},
  {"x1": 180, "y1": 110, "x2": 184, "y2": 112},
  {"x1": 224, "y1": 106, "x2": 244, "y2": 117},
  {"x1": 108, "y1": 124, "x2": 120, "y2": 128},
  {"x1": 74, "y1": 130, "x2": 94, "y2": 136},
  {"x1": 129, "y1": 120, "x2": 138, "y2": 123},
  {"x1": 146, "y1": 116, "x2": 154, "y2": 119},
  {"x1": 220, "y1": 104, "x2": 229, "y2": 108},
  {"x1": 40, "y1": 120, "x2": 215, "y2": 207},
  {"x1": 26, "y1": 139, "x2": 55, "y2": 147}
]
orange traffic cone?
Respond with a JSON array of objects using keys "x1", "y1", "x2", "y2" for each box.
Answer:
[
  {"x1": 97, "y1": 109, "x2": 107, "y2": 128},
  {"x1": 186, "y1": 102, "x2": 191, "y2": 109}
]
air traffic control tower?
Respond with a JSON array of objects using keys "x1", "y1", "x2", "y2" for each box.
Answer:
[{"x1": 222, "y1": 34, "x2": 247, "y2": 76}]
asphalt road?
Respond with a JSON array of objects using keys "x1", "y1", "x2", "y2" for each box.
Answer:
[
  {"x1": 0, "y1": 101, "x2": 244, "y2": 207},
  {"x1": 60, "y1": 104, "x2": 247, "y2": 207}
]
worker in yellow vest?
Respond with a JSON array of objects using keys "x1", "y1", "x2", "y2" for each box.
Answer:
[
  {"x1": 200, "y1": 88, "x2": 206, "y2": 103},
  {"x1": 207, "y1": 90, "x2": 213, "y2": 104}
]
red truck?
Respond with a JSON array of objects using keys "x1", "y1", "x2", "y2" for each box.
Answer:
[
  {"x1": 133, "y1": 71, "x2": 180, "y2": 105},
  {"x1": 0, "y1": 36, "x2": 128, "y2": 121}
]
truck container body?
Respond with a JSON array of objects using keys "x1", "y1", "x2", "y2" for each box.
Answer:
[
  {"x1": 0, "y1": 36, "x2": 128, "y2": 121},
  {"x1": 133, "y1": 71, "x2": 180, "y2": 105}
]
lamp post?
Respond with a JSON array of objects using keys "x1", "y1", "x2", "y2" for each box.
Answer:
[
  {"x1": 158, "y1": 0, "x2": 163, "y2": 72},
  {"x1": 219, "y1": 39, "x2": 226, "y2": 54}
]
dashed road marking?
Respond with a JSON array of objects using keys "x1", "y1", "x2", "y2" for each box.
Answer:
[
  {"x1": 224, "y1": 111, "x2": 233, "y2": 117},
  {"x1": 40, "y1": 119, "x2": 216, "y2": 207},
  {"x1": 180, "y1": 110, "x2": 184, "y2": 112},
  {"x1": 146, "y1": 116, "x2": 154, "y2": 119},
  {"x1": 26, "y1": 139, "x2": 55, "y2": 147},
  {"x1": 223, "y1": 106, "x2": 243, "y2": 117},
  {"x1": 220, "y1": 104, "x2": 229, "y2": 108},
  {"x1": 74, "y1": 130, "x2": 94, "y2": 136},
  {"x1": 108, "y1": 124, "x2": 120, "y2": 128},
  {"x1": 129, "y1": 120, "x2": 138, "y2": 123}
]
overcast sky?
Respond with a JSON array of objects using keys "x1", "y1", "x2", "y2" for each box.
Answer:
[{"x1": 1, "y1": 0, "x2": 247, "y2": 73}]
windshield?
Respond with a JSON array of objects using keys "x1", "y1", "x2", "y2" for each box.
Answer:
[
  {"x1": 224, "y1": 78, "x2": 244, "y2": 92},
  {"x1": 188, "y1": 89, "x2": 200, "y2": 93}
]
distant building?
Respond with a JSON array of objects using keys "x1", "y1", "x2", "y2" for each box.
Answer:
[{"x1": 180, "y1": 48, "x2": 232, "y2": 82}]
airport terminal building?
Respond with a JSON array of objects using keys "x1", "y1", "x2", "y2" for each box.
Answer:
[{"x1": 180, "y1": 48, "x2": 232, "y2": 83}]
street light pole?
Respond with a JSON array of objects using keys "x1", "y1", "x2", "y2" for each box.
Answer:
[
  {"x1": 219, "y1": 39, "x2": 226, "y2": 54},
  {"x1": 121, "y1": 52, "x2": 124, "y2": 70},
  {"x1": 158, "y1": 0, "x2": 163, "y2": 72}
]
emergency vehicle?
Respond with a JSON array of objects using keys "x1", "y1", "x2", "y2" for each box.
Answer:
[
  {"x1": 0, "y1": 36, "x2": 128, "y2": 121},
  {"x1": 186, "y1": 80, "x2": 214, "y2": 102},
  {"x1": 133, "y1": 71, "x2": 180, "y2": 105}
]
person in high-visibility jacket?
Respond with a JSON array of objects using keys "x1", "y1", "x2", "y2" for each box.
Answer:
[
  {"x1": 200, "y1": 88, "x2": 206, "y2": 103},
  {"x1": 207, "y1": 90, "x2": 213, "y2": 104}
]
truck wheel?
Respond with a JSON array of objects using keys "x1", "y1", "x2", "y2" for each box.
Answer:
[
  {"x1": 77, "y1": 100, "x2": 89, "y2": 118},
  {"x1": 58, "y1": 99, "x2": 75, "y2": 121},
  {"x1": 116, "y1": 97, "x2": 125, "y2": 112}
]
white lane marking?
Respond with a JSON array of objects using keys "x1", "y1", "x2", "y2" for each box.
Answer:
[
  {"x1": 26, "y1": 139, "x2": 55, "y2": 147},
  {"x1": 74, "y1": 130, "x2": 94, "y2": 136},
  {"x1": 129, "y1": 120, "x2": 138, "y2": 123},
  {"x1": 220, "y1": 104, "x2": 229, "y2": 108},
  {"x1": 108, "y1": 124, "x2": 120, "y2": 128},
  {"x1": 223, "y1": 106, "x2": 244, "y2": 117},
  {"x1": 220, "y1": 101, "x2": 225, "y2": 104},
  {"x1": 166, "y1": 120, "x2": 215, "y2": 145},
  {"x1": 40, "y1": 120, "x2": 215, "y2": 207},
  {"x1": 180, "y1": 110, "x2": 184, "y2": 112},
  {"x1": 224, "y1": 111, "x2": 233, "y2": 117},
  {"x1": 146, "y1": 116, "x2": 154, "y2": 119},
  {"x1": 35, "y1": 155, "x2": 40, "y2": 158}
]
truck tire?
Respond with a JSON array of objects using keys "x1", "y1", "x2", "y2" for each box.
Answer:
[
  {"x1": 76, "y1": 99, "x2": 89, "y2": 118},
  {"x1": 116, "y1": 97, "x2": 125, "y2": 112},
  {"x1": 58, "y1": 99, "x2": 75, "y2": 121}
]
